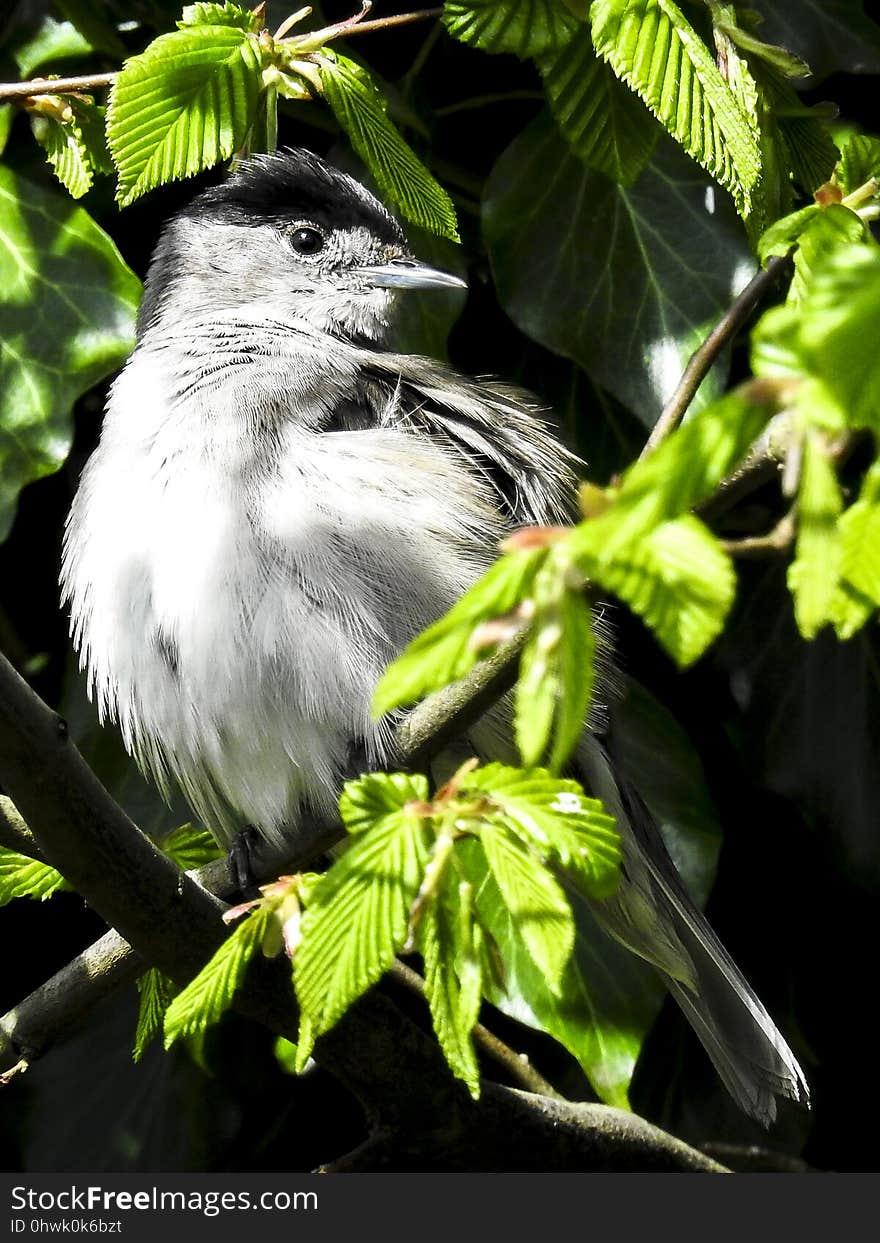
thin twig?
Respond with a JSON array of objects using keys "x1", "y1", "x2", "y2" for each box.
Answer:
[
  {"x1": 721, "y1": 512, "x2": 796, "y2": 558},
  {"x1": 640, "y1": 255, "x2": 790, "y2": 458},
  {"x1": 324, "y1": 7, "x2": 442, "y2": 40},
  {"x1": 0, "y1": 72, "x2": 116, "y2": 100},
  {"x1": 391, "y1": 962, "x2": 563, "y2": 1099}
]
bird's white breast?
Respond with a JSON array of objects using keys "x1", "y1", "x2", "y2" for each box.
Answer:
[{"x1": 62, "y1": 341, "x2": 504, "y2": 847}]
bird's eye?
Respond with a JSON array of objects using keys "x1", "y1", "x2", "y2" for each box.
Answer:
[{"x1": 289, "y1": 226, "x2": 325, "y2": 256}]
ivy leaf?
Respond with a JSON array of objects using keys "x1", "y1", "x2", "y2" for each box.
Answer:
[
  {"x1": 515, "y1": 579, "x2": 596, "y2": 772},
  {"x1": 483, "y1": 115, "x2": 755, "y2": 426},
  {"x1": 758, "y1": 1, "x2": 880, "y2": 79},
  {"x1": 133, "y1": 968, "x2": 178, "y2": 1062},
  {"x1": 479, "y1": 821, "x2": 574, "y2": 992},
  {"x1": 466, "y1": 763, "x2": 622, "y2": 899},
  {"x1": 590, "y1": 0, "x2": 762, "y2": 217},
  {"x1": 582, "y1": 516, "x2": 736, "y2": 667},
  {"x1": 442, "y1": 0, "x2": 581, "y2": 59},
  {"x1": 418, "y1": 878, "x2": 483, "y2": 1097},
  {"x1": 539, "y1": 31, "x2": 658, "y2": 186},
  {"x1": 159, "y1": 823, "x2": 224, "y2": 870},
  {"x1": 164, "y1": 902, "x2": 276, "y2": 1048},
  {"x1": 318, "y1": 53, "x2": 459, "y2": 241},
  {"x1": 0, "y1": 848, "x2": 69, "y2": 905},
  {"x1": 294, "y1": 780, "x2": 430, "y2": 1036},
  {"x1": 107, "y1": 24, "x2": 263, "y2": 207},
  {"x1": 0, "y1": 167, "x2": 141, "y2": 542},
  {"x1": 11, "y1": 15, "x2": 95, "y2": 76},
  {"x1": 372, "y1": 547, "x2": 545, "y2": 715}
]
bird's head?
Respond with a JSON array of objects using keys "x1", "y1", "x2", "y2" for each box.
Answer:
[{"x1": 138, "y1": 147, "x2": 465, "y2": 344}]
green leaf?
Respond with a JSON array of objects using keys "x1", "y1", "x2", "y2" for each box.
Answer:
[
  {"x1": 839, "y1": 461, "x2": 880, "y2": 606},
  {"x1": 539, "y1": 31, "x2": 658, "y2": 186},
  {"x1": 0, "y1": 848, "x2": 69, "y2": 904},
  {"x1": 11, "y1": 16, "x2": 95, "y2": 77},
  {"x1": 754, "y1": 244, "x2": 880, "y2": 433},
  {"x1": 442, "y1": 0, "x2": 581, "y2": 59},
  {"x1": 787, "y1": 204, "x2": 867, "y2": 305},
  {"x1": 515, "y1": 578, "x2": 596, "y2": 771},
  {"x1": 713, "y1": 19, "x2": 811, "y2": 78},
  {"x1": 318, "y1": 53, "x2": 459, "y2": 241},
  {"x1": 590, "y1": 0, "x2": 762, "y2": 216},
  {"x1": 757, "y1": 204, "x2": 820, "y2": 262},
  {"x1": 779, "y1": 112, "x2": 840, "y2": 197},
  {"x1": 338, "y1": 771, "x2": 431, "y2": 834},
  {"x1": 835, "y1": 133, "x2": 880, "y2": 195},
  {"x1": 133, "y1": 968, "x2": 178, "y2": 1062},
  {"x1": 179, "y1": 2, "x2": 262, "y2": 29},
  {"x1": 294, "y1": 791, "x2": 430, "y2": 1035},
  {"x1": 418, "y1": 878, "x2": 483, "y2": 1096},
  {"x1": 788, "y1": 432, "x2": 844, "y2": 639},
  {"x1": 31, "y1": 112, "x2": 95, "y2": 199},
  {"x1": 159, "y1": 823, "x2": 224, "y2": 870},
  {"x1": 53, "y1": 0, "x2": 127, "y2": 58},
  {"x1": 107, "y1": 25, "x2": 263, "y2": 207},
  {"x1": 457, "y1": 836, "x2": 661, "y2": 1107},
  {"x1": 479, "y1": 820, "x2": 574, "y2": 991},
  {"x1": 758, "y1": 1, "x2": 880, "y2": 79},
  {"x1": 573, "y1": 387, "x2": 772, "y2": 557},
  {"x1": 584, "y1": 515, "x2": 736, "y2": 666},
  {"x1": 0, "y1": 168, "x2": 141, "y2": 542},
  {"x1": 164, "y1": 902, "x2": 275, "y2": 1047},
  {"x1": 372, "y1": 547, "x2": 545, "y2": 715},
  {"x1": 273, "y1": 1035, "x2": 301, "y2": 1074},
  {"x1": 0, "y1": 107, "x2": 13, "y2": 157},
  {"x1": 466, "y1": 763, "x2": 622, "y2": 898},
  {"x1": 483, "y1": 114, "x2": 755, "y2": 426}
]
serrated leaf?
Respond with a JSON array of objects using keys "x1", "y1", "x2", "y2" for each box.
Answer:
[
  {"x1": 585, "y1": 515, "x2": 736, "y2": 666},
  {"x1": 838, "y1": 461, "x2": 880, "y2": 609},
  {"x1": 539, "y1": 30, "x2": 657, "y2": 185},
  {"x1": 0, "y1": 848, "x2": 70, "y2": 904},
  {"x1": 789, "y1": 431, "x2": 844, "y2": 638},
  {"x1": 318, "y1": 53, "x2": 458, "y2": 241},
  {"x1": 757, "y1": 204, "x2": 820, "y2": 262},
  {"x1": 572, "y1": 387, "x2": 772, "y2": 560},
  {"x1": 457, "y1": 836, "x2": 659, "y2": 1107},
  {"x1": 372, "y1": 547, "x2": 545, "y2": 715},
  {"x1": 164, "y1": 902, "x2": 275, "y2": 1047},
  {"x1": 442, "y1": 0, "x2": 581, "y2": 59},
  {"x1": 514, "y1": 577, "x2": 596, "y2": 771},
  {"x1": 590, "y1": 0, "x2": 762, "y2": 216},
  {"x1": 31, "y1": 113, "x2": 95, "y2": 199},
  {"x1": 294, "y1": 803, "x2": 430, "y2": 1035},
  {"x1": 787, "y1": 204, "x2": 867, "y2": 305},
  {"x1": 179, "y1": 2, "x2": 261, "y2": 29},
  {"x1": 339, "y1": 771, "x2": 431, "y2": 834},
  {"x1": 835, "y1": 133, "x2": 880, "y2": 195},
  {"x1": 467, "y1": 763, "x2": 622, "y2": 899},
  {"x1": 779, "y1": 113, "x2": 840, "y2": 196},
  {"x1": 479, "y1": 821, "x2": 573, "y2": 991},
  {"x1": 418, "y1": 880, "x2": 483, "y2": 1096},
  {"x1": 483, "y1": 115, "x2": 755, "y2": 426},
  {"x1": 0, "y1": 168, "x2": 140, "y2": 542},
  {"x1": 133, "y1": 968, "x2": 178, "y2": 1062},
  {"x1": 159, "y1": 823, "x2": 224, "y2": 870},
  {"x1": 107, "y1": 25, "x2": 263, "y2": 207}
]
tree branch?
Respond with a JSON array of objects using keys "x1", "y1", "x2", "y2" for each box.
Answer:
[{"x1": 640, "y1": 256, "x2": 790, "y2": 458}]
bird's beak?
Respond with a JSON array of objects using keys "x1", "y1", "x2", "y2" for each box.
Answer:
[{"x1": 357, "y1": 259, "x2": 467, "y2": 291}]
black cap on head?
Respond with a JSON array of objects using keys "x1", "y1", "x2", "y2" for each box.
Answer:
[{"x1": 182, "y1": 147, "x2": 406, "y2": 247}]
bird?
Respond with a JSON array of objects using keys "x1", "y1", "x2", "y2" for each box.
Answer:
[{"x1": 60, "y1": 146, "x2": 809, "y2": 1126}]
